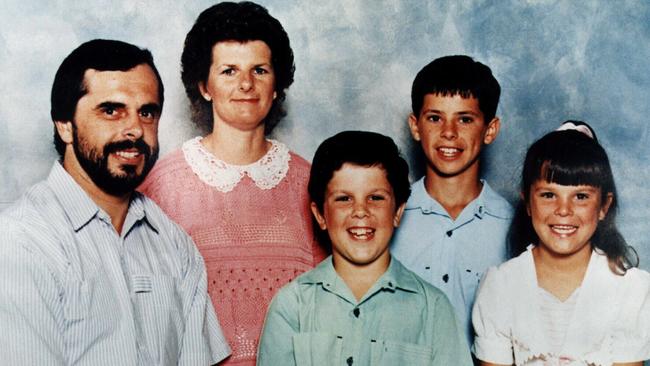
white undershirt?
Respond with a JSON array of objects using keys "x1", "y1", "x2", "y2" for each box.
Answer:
[{"x1": 538, "y1": 286, "x2": 581, "y2": 354}]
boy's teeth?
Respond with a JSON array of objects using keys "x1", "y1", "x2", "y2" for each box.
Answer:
[
  {"x1": 439, "y1": 147, "x2": 459, "y2": 156},
  {"x1": 349, "y1": 228, "x2": 374, "y2": 239}
]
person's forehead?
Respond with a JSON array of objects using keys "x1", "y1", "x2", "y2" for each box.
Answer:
[{"x1": 81, "y1": 64, "x2": 160, "y2": 101}]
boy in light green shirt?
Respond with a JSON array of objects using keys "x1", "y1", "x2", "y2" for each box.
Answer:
[{"x1": 258, "y1": 131, "x2": 472, "y2": 366}]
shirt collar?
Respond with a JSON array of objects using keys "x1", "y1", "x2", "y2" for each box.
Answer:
[
  {"x1": 298, "y1": 256, "x2": 421, "y2": 295},
  {"x1": 182, "y1": 137, "x2": 291, "y2": 192},
  {"x1": 46, "y1": 161, "x2": 158, "y2": 233},
  {"x1": 407, "y1": 177, "x2": 511, "y2": 219}
]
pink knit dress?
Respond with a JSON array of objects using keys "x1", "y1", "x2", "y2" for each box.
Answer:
[{"x1": 139, "y1": 137, "x2": 326, "y2": 365}]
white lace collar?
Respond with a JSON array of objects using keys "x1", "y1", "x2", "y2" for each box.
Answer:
[{"x1": 182, "y1": 136, "x2": 291, "y2": 192}]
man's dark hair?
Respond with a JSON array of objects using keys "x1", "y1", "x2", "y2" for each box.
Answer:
[
  {"x1": 50, "y1": 39, "x2": 164, "y2": 158},
  {"x1": 181, "y1": 1, "x2": 295, "y2": 134},
  {"x1": 411, "y1": 55, "x2": 500, "y2": 121}
]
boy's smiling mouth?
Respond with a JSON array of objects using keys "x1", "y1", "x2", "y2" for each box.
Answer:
[
  {"x1": 348, "y1": 227, "x2": 375, "y2": 240},
  {"x1": 437, "y1": 147, "x2": 463, "y2": 158}
]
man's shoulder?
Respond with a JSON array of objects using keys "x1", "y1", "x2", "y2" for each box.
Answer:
[
  {"x1": 1, "y1": 180, "x2": 61, "y2": 231},
  {"x1": 136, "y1": 193, "x2": 197, "y2": 251},
  {"x1": 138, "y1": 193, "x2": 187, "y2": 233},
  {"x1": 0, "y1": 183, "x2": 68, "y2": 270}
]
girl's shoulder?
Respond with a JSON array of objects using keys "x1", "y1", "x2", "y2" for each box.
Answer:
[
  {"x1": 486, "y1": 247, "x2": 534, "y2": 280},
  {"x1": 617, "y1": 266, "x2": 650, "y2": 298}
]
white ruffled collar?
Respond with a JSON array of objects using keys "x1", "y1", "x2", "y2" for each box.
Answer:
[{"x1": 182, "y1": 136, "x2": 291, "y2": 192}]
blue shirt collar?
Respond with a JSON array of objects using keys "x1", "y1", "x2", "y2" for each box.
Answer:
[
  {"x1": 46, "y1": 161, "x2": 159, "y2": 233},
  {"x1": 406, "y1": 177, "x2": 511, "y2": 220}
]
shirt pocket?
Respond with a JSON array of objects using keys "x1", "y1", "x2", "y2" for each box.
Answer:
[
  {"x1": 292, "y1": 332, "x2": 343, "y2": 366},
  {"x1": 131, "y1": 275, "x2": 184, "y2": 364},
  {"x1": 371, "y1": 339, "x2": 433, "y2": 366}
]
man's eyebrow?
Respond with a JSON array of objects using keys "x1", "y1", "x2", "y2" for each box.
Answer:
[
  {"x1": 95, "y1": 101, "x2": 126, "y2": 110},
  {"x1": 140, "y1": 103, "x2": 162, "y2": 114}
]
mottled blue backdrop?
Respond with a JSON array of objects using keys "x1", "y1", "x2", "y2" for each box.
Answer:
[{"x1": 1, "y1": 0, "x2": 649, "y2": 271}]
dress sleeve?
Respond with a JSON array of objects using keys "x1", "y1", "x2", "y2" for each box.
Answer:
[
  {"x1": 176, "y1": 230, "x2": 231, "y2": 365},
  {"x1": 0, "y1": 222, "x2": 66, "y2": 364},
  {"x1": 257, "y1": 284, "x2": 300, "y2": 366},
  {"x1": 471, "y1": 267, "x2": 515, "y2": 365},
  {"x1": 611, "y1": 269, "x2": 650, "y2": 363}
]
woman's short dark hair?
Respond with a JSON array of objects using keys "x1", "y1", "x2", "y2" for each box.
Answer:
[
  {"x1": 181, "y1": 1, "x2": 295, "y2": 134},
  {"x1": 508, "y1": 124, "x2": 638, "y2": 273},
  {"x1": 50, "y1": 39, "x2": 164, "y2": 159}
]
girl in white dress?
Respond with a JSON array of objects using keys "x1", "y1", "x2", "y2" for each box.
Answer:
[{"x1": 472, "y1": 121, "x2": 650, "y2": 366}]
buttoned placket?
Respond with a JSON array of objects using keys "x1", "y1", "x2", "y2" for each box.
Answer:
[{"x1": 97, "y1": 210, "x2": 150, "y2": 364}]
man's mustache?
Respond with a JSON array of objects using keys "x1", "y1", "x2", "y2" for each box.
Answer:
[{"x1": 104, "y1": 138, "x2": 152, "y2": 156}]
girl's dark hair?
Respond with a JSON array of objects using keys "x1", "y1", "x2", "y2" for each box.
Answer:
[
  {"x1": 508, "y1": 125, "x2": 638, "y2": 273},
  {"x1": 181, "y1": 1, "x2": 295, "y2": 135}
]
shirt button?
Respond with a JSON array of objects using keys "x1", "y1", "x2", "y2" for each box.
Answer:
[
  {"x1": 353, "y1": 308, "x2": 360, "y2": 318},
  {"x1": 346, "y1": 356, "x2": 353, "y2": 365}
]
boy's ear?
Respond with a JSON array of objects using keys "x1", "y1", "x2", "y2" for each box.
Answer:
[
  {"x1": 599, "y1": 193, "x2": 614, "y2": 220},
  {"x1": 407, "y1": 113, "x2": 421, "y2": 141},
  {"x1": 483, "y1": 117, "x2": 501, "y2": 145},
  {"x1": 310, "y1": 202, "x2": 327, "y2": 230},
  {"x1": 54, "y1": 120, "x2": 74, "y2": 145},
  {"x1": 393, "y1": 202, "x2": 406, "y2": 227},
  {"x1": 198, "y1": 82, "x2": 212, "y2": 101}
]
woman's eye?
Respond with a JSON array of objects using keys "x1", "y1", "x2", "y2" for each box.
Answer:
[
  {"x1": 254, "y1": 67, "x2": 268, "y2": 75},
  {"x1": 334, "y1": 196, "x2": 350, "y2": 202},
  {"x1": 221, "y1": 68, "x2": 235, "y2": 75}
]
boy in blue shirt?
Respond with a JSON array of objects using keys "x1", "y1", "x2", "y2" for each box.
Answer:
[
  {"x1": 391, "y1": 55, "x2": 513, "y2": 345},
  {"x1": 258, "y1": 131, "x2": 472, "y2": 365}
]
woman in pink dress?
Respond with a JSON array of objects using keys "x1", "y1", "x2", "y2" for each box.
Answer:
[{"x1": 139, "y1": 2, "x2": 326, "y2": 365}]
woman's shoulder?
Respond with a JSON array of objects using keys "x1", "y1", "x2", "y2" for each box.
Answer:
[
  {"x1": 139, "y1": 146, "x2": 192, "y2": 194},
  {"x1": 287, "y1": 150, "x2": 311, "y2": 172}
]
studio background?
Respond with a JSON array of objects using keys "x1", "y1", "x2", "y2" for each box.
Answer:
[{"x1": 1, "y1": 0, "x2": 649, "y2": 271}]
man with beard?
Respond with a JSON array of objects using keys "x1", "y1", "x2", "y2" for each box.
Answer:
[{"x1": 0, "y1": 39, "x2": 231, "y2": 365}]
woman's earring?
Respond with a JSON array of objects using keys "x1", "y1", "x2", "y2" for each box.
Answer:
[{"x1": 203, "y1": 94, "x2": 212, "y2": 102}]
